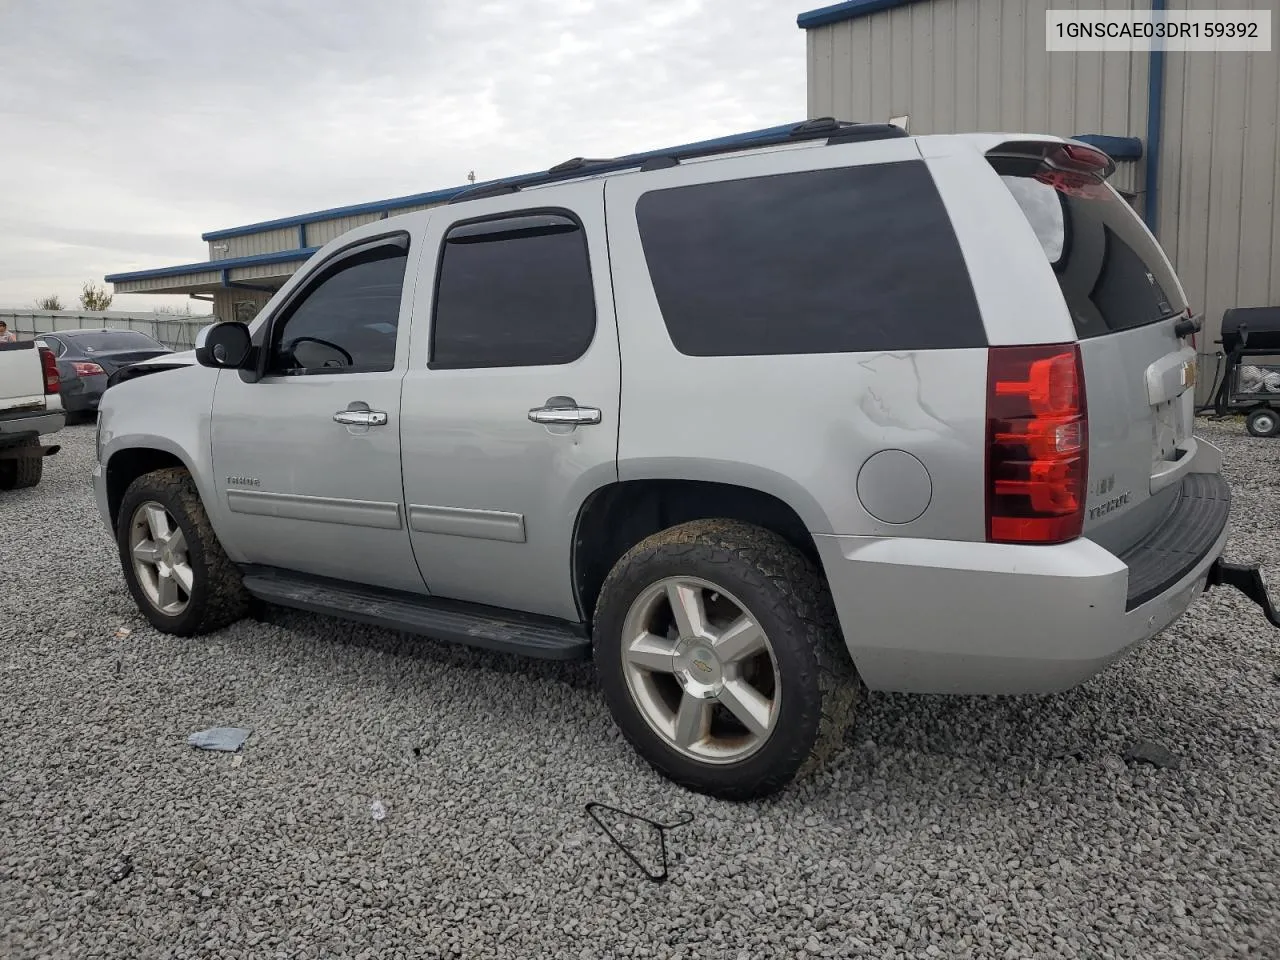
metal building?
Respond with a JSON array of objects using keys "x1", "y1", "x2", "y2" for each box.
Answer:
[
  {"x1": 801, "y1": 0, "x2": 1280, "y2": 395},
  {"x1": 104, "y1": 125, "x2": 821, "y2": 328}
]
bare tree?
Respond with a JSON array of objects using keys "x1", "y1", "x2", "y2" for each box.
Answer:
[
  {"x1": 79, "y1": 282, "x2": 113, "y2": 312},
  {"x1": 35, "y1": 295, "x2": 64, "y2": 311}
]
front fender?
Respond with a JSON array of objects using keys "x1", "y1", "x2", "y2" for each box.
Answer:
[{"x1": 98, "y1": 365, "x2": 242, "y2": 560}]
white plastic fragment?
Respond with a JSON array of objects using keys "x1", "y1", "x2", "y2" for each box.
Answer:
[{"x1": 188, "y1": 727, "x2": 253, "y2": 752}]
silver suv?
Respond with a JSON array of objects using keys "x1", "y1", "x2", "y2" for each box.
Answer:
[{"x1": 95, "y1": 121, "x2": 1278, "y2": 799}]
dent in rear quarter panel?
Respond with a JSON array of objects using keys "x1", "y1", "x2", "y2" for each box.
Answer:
[
  {"x1": 99, "y1": 365, "x2": 236, "y2": 557},
  {"x1": 602, "y1": 140, "x2": 993, "y2": 541}
]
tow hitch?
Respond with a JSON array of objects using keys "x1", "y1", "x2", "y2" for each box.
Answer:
[{"x1": 1206, "y1": 559, "x2": 1280, "y2": 627}]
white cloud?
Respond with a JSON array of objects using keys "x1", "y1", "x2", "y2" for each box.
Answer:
[{"x1": 0, "y1": 0, "x2": 808, "y2": 311}]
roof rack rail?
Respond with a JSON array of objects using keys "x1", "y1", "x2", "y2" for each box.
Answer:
[{"x1": 446, "y1": 118, "x2": 906, "y2": 205}]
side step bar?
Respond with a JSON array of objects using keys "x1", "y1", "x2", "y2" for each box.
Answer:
[
  {"x1": 1206, "y1": 559, "x2": 1280, "y2": 627},
  {"x1": 241, "y1": 567, "x2": 592, "y2": 661}
]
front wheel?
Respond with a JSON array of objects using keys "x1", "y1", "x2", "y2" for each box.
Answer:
[
  {"x1": 593, "y1": 520, "x2": 858, "y2": 800},
  {"x1": 116, "y1": 467, "x2": 248, "y2": 636}
]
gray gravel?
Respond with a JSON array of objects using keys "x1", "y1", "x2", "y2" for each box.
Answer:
[{"x1": 2, "y1": 420, "x2": 1279, "y2": 959}]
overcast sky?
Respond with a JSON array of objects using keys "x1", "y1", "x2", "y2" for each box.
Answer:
[{"x1": 0, "y1": 0, "x2": 809, "y2": 313}]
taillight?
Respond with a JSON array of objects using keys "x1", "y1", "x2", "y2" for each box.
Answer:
[
  {"x1": 38, "y1": 346, "x2": 60, "y2": 394},
  {"x1": 71, "y1": 361, "x2": 105, "y2": 377},
  {"x1": 986, "y1": 344, "x2": 1088, "y2": 545}
]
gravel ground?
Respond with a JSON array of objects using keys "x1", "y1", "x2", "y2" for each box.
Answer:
[{"x1": 2, "y1": 421, "x2": 1279, "y2": 960}]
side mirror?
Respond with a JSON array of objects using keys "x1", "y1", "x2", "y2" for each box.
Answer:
[{"x1": 195, "y1": 321, "x2": 252, "y2": 369}]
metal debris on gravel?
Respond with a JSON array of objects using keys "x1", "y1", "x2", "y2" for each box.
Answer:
[
  {"x1": 2, "y1": 421, "x2": 1279, "y2": 959},
  {"x1": 187, "y1": 727, "x2": 253, "y2": 752}
]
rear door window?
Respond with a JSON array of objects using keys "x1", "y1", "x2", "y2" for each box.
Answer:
[
  {"x1": 634, "y1": 161, "x2": 985, "y2": 356},
  {"x1": 997, "y1": 171, "x2": 1187, "y2": 339},
  {"x1": 430, "y1": 212, "x2": 595, "y2": 369}
]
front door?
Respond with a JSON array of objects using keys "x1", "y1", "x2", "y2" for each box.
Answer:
[
  {"x1": 209, "y1": 231, "x2": 426, "y2": 594},
  {"x1": 399, "y1": 184, "x2": 620, "y2": 620}
]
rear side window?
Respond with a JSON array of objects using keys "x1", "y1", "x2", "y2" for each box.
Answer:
[
  {"x1": 997, "y1": 170, "x2": 1187, "y2": 339},
  {"x1": 431, "y1": 212, "x2": 596, "y2": 368},
  {"x1": 634, "y1": 161, "x2": 985, "y2": 356},
  {"x1": 68, "y1": 331, "x2": 164, "y2": 353}
]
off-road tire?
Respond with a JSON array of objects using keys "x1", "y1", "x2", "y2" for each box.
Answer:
[
  {"x1": 593, "y1": 519, "x2": 859, "y2": 800},
  {"x1": 116, "y1": 467, "x2": 249, "y2": 636},
  {"x1": 0, "y1": 438, "x2": 43, "y2": 490}
]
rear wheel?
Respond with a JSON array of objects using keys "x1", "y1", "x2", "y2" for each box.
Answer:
[
  {"x1": 0, "y1": 438, "x2": 43, "y2": 490},
  {"x1": 1246, "y1": 408, "x2": 1280, "y2": 438},
  {"x1": 116, "y1": 467, "x2": 248, "y2": 635},
  {"x1": 593, "y1": 519, "x2": 858, "y2": 800}
]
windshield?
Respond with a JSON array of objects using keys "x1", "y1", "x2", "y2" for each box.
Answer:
[
  {"x1": 68, "y1": 330, "x2": 166, "y2": 353},
  {"x1": 996, "y1": 169, "x2": 1187, "y2": 339}
]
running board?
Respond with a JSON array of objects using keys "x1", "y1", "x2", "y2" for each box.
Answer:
[{"x1": 240, "y1": 567, "x2": 591, "y2": 660}]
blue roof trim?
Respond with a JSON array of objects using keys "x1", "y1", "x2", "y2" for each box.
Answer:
[
  {"x1": 200, "y1": 120, "x2": 811, "y2": 241},
  {"x1": 797, "y1": 0, "x2": 923, "y2": 29},
  {"x1": 1071, "y1": 134, "x2": 1144, "y2": 161},
  {"x1": 106, "y1": 246, "x2": 320, "y2": 284}
]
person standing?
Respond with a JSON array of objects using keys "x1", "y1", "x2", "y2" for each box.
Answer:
[{"x1": 0, "y1": 320, "x2": 16, "y2": 343}]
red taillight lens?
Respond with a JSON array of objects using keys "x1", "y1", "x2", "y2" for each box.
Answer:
[
  {"x1": 71, "y1": 361, "x2": 105, "y2": 377},
  {"x1": 38, "y1": 346, "x2": 60, "y2": 394},
  {"x1": 986, "y1": 344, "x2": 1088, "y2": 545}
]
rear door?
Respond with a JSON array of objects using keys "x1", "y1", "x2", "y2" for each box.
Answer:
[
  {"x1": 994, "y1": 160, "x2": 1195, "y2": 554},
  {"x1": 398, "y1": 183, "x2": 620, "y2": 621}
]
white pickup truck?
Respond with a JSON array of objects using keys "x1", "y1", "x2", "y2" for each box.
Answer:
[{"x1": 0, "y1": 339, "x2": 64, "y2": 489}]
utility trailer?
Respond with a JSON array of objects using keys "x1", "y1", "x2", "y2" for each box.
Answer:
[{"x1": 1211, "y1": 307, "x2": 1280, "y2": 437}]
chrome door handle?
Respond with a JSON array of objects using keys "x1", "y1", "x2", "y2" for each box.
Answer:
[
  {"x1": 528, "y1": 404, "x2": 602, "y2": 426},
  {"x1": 333, "y1": 409, "x2": 388, "y2": 426}
]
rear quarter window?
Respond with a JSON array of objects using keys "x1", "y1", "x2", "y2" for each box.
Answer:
[{"x1": 634, "y1": 161, "x2": 985, "y2": 356}]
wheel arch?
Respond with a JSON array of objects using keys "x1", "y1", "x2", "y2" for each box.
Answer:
[
  {"x1": 571, "y1": 475, "x2": 828, "y2": 626},
  {"x1": 104, "y1": 440, "x2": 207, "y2": 531}
]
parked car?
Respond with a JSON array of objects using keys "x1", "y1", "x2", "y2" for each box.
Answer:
[
  {"x1": 0, "y1": 339, "x2": 62, "y2": 490},
  {"x1": 39, "y1": 329, "x2": 171, "y2": 422},
  {"x1": 104, "y1": 348, "x2": 196, "y2": 389},
  {"x1": 93, "y1": 121, "x2": 1279, "y2": 799}
]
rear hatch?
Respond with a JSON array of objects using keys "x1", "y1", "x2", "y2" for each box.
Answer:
[{"x1": 989, "y1": 142, "x2": 1197, "y2": 556}]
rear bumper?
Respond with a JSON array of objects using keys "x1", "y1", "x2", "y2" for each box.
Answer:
[
  {"x1": 0, "y1": 408, "x2": 64, "y2": 438},
  {"x1": 816, "y1": 471, "x2": 1231, "y2": 695}
]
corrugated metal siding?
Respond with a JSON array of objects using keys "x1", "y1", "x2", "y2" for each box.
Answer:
[
  {"x1": 212, "y1": 226, "x2": 297, "y2": 260},
  {"x1": 806, "y1": 0, "x2": 1149, "y2": 194},
  {"x1": 806, "y1": 0, "x2": 1280, "y2": 403},
  {"x1": 1158, "y1": 0, "x2": 1280, "y2": 361},
  {"x1": 228, "y1": 260, "x2": 307, "y2": 282},
  {"x1": 306, "y1": 213, "x2": 383, "y2": 245},
  {"x1": 213, "y1": 289, "x2": 272, "y2": 324},
  {"x1": 113, "y1": 271, "x2": 221, "y2": 294}
]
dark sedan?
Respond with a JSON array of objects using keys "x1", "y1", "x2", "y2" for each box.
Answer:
[{"x1": 38, "y1": 329, "x2": 172, "y2": 422}]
